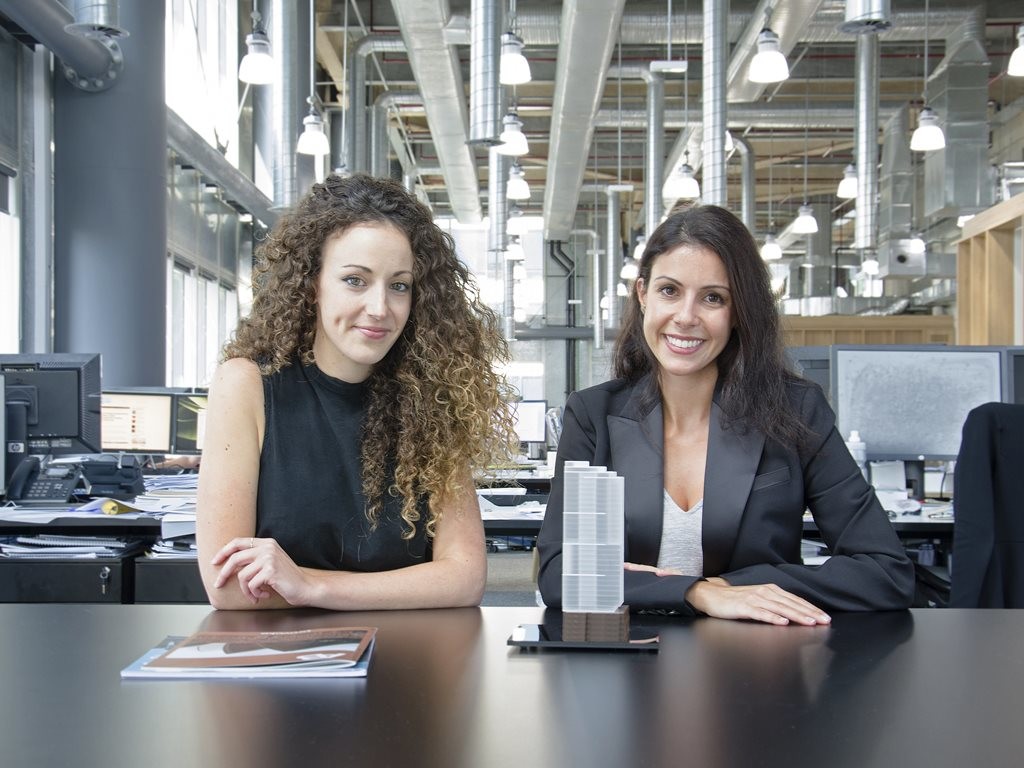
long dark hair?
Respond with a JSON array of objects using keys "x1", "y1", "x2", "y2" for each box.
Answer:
[{"x1": 613, "y1": 203, "x2": 808, "y2": 447}]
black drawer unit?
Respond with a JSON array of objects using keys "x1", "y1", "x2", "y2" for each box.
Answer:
[
  {"x1": 0, "y1": 557, "x2": 132, "y2": 603},
  {"x1": 133, "y1": 557, "x2": 208, "y2": 604}
]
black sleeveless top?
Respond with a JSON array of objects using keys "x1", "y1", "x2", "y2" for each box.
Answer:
[{"x1": 255, "y1": 361, "x2": 431, "y2": 571}]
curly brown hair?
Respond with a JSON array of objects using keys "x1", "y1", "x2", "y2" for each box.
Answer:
[{"x1": 224, "y1": 173, "x2": 517, "y2": 538}]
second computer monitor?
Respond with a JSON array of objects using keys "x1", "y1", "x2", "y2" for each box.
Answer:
[
  {"x1": 173, "y1": 393, "x2": 208, "y2": 454},
  {"x1": 101, "y1": 391, "x2": 175, "y2": 454},
  {"x1": 831, "y1": 345, "x2": 1003, "y2": 461},
  {"x1": 511, "y1": 400, "x2": 548, "y2": 445}
]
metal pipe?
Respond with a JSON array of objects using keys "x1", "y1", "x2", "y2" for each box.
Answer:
[
  {"x1": 854, "y1": 32, "x2": 879, "y2": 252},
  {"x1": 733, "y1": 136, "x2": 756, "y2": 231},
  {"x1": 469, "y1": 0, "x2": 501, "y2": 145},
  {"x1": 701, "y1": 0, "x2": 727, "y2": 206}
]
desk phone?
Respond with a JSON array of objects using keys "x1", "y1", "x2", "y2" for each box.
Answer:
[{"x1": 5, "y1": 457, "x2": 81, "y2": 503}]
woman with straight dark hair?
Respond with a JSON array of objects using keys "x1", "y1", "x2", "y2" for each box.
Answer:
[{"x1": 538, "y1": 204, "x2": 914, "y2": 624}]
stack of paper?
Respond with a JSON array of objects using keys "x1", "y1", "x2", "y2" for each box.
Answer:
[{"x1": 0, "y1": 534, "x2": 146, "y2": 559}]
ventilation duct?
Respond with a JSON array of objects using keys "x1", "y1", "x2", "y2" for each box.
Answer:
[
  {"x1": 371, "y1": 91, "x2": 422, "y2": 179},
  {"x1": 390, "y1": 0, "x2": 481, "y2": 223},
  {"x1": 543, "y1": 0, "x2": 627, "y2": 241},
  {"x1": 732, "y1": 136, "x2": 755, "y2": 230},
  {"x1": 839, "y1": 0, "x2": 892, "y2": 34},
  {"x1": 853, "y1": 31, "x2": 879, "y2": 253},
  {"x1": 468, "y1": 0, "x2": 501, "y2": 145},
  {"x1": 0, "y1": 0, "x2": 123, "y2": 90},
  {"x1": 875, "y1": 105, "x2": 921, "y2": 278},
  {"x1": 921, "y1": 8, "x2": 993, "y2": 221},
  {"x1": 346, "y1": 35, "x2": 407, "y2": 174},
  {"x1": 701, "y1": 0, "x2": 727, "y2": 206}
]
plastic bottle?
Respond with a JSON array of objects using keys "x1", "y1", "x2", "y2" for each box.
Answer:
[{"x1": 845, "y1": 430, "x2": 869, "y2": 481}]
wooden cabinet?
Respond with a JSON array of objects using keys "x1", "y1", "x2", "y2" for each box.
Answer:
[
  {"x1": 958, "y1": 194, "x2": 1024, "y2": 345},
  {"x1": 781, "y1": 315, "x2": 954, "y2": 347}
]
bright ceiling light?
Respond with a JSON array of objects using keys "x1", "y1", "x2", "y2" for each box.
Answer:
[
  {"x1": 632, "y1": 236, "x2": 647, "y2": 262},
  {"x1": 749, "y1": 28, "x2": 790, "y2": 84},
  {"x1": 907, "y1": 234, "x2": 926, "y2": 255},
  {"x1": 663, "y1": 159, "x2": 700, "y2": 201},
  {"x1": 761, "y1": 234, "x2": 783, "y2": 260},
  {"x1": 1010, "y1": 26, "x2": 1024, "y2": 77},
  {"x1": 616, "y1": 282, "x2": 629, "y2": 297},
  {"x1": 499, "y1": 31, "x2": 531, "y2": 85},
  {"x1": 911, "y1": 106, "x2": 946, "y2": 152},
  {"x1": 297, "y1": 108, "x2": 330, "y2": 156},
  {"x1": 506, "y1": 163, "x2": 530, "y2": 200},
  {"x1": 239, "y1": 11, "x2": 275, "y2": 84},
  {"x1": 792, "y1": 204, "x2": 819, "y2": 234},
  {"x1": 861, "y1": 257, "x2": 880, "y2": 276},
  {"x1": 620, "y1": 258, "x2": 639, "y2": 281},
  {"x1": 837, "y1": 164, "x2": 858, "y2": 199},
  {"x1": 505, "y1": 237, "x2": 525, "y2": 261},
  {"x1": 496, "y1": 111, "x2": 529, "y2": 156}
]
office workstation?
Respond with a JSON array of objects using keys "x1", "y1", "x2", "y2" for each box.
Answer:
[{"x1": 3, "y1": 3, "x2": 1024, "y2": 764}]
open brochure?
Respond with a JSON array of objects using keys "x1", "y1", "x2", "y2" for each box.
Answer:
[{"x1": 121, "y1": 626, "x2": 377, "y2": 679}]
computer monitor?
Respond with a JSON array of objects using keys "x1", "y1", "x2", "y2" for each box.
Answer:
[
  {"x1": 0, "y1": 374, "x2": 5, "y2": 496},
  {"x1": 173, "y1": 392, "x2": 208, "y2": 454},
  {"x1": 101, "y1": 390, "x2": 175, "y2": 454},
  {"x1": 830, "y1": 345, "x2": 1003, "y2": 462},
  {"x1": 1005, "y1": 347, "x2": 1024, "y2": 406},
  {"x1": 785, "y1": 345, "x2": 831, "y2": 396},
  {"x1": 1, "y1": 353, "x2": 102, "y2": 483},
  {"x1": 511, "y1": 400, "x2": 548, "y2": 445}
]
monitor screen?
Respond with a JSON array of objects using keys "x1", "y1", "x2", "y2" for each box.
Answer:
[
  {"x1": 511, "y1": 400, "x2": 547, "y2": 444},
  {"x1": 173, "y1": 393, "x2": 208, "y2": 454},
  {"x1": 1, "y1": 353, "x2": 102, "y2": 465},
  {"x1": 101, "y1": 391, "x2": 175, "y2": 454},
  {"x1": 1006, "y1": 347, "x2": 1024, "y2": 406},
  {"x1": 831, "y1": 345, "x2": 1003, "y2": 461},
  {"x1": 0, "y1": 373, "x2": 5, "y2": 495},
  {"x1": 785, "y1": 345, "x2": 831, "y2": 396}
]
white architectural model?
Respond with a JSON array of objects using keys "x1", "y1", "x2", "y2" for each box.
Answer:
[{"x1": 561, "y1": 461, "x2": 624, "y2": 613}]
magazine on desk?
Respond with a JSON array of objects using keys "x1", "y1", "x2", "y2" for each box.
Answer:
[{"x1": 121, "y1": 626, "x2": 377, "y2": 679}]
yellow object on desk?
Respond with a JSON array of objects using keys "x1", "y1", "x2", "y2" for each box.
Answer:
[{"x1": 99, "y1": 498, "x2": 140, "y2": 515}]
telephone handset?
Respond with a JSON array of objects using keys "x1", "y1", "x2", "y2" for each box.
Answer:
[{"x1": 6, "y1": 457, "x2": 82, "y2": 503}]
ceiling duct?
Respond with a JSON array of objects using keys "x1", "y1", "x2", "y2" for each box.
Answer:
[
  {"x1": 543, "y1": 0, "x2": 626, "y2": 241},
  {"x1": 346, "y1": 35, "x2": 406, "y2": 173},
  {"x1": 468, "y1": 0, "x2": 501, "y2": 145},
  {"x1": 839, "y1": 0, "x2": 892, "y2": 35},
  {"x1": 921, "y1": 8, "x2": 993, "y2": 222},
  {"x1": 390, "y1": 0, "x2": 482, "y2": 223},
  {"x1": 875, "y1": 105, "x2": 921, "y2": 278},
  {"x1": 65, "y1": 0, "x2": 127, "y2": 38},
  {"x1": 0, "y1": 0, "x2": 123, "y2": 90},
  {"x1": 732, "y1": 136, "x2": 755, "y2": 231},
  {"x1": 701, "y1": 0, "x2": 727, "y2": 206},
  {"x1": 371, "y1": 91, "x2": 422, "y2": 179},
  {"x1": 853, "y1": 30, "x2": 879, "y2": 253}
]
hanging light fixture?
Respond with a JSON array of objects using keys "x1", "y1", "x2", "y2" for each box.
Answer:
[
  {"x1": 505, "y1": 236, "x2": 525, "y2": 261},
  {"x1": 664, "y1": 152, "x2": 701, "y2": 201},
  {"x1": 910, "y1": 107, "x2": 945, "y2": 152},
  {"x1": 761, "y1": 233, "x2": 783, "y2": 260},
  {"x1": 761, "y1": 128, "x2": 782, "y2": 260},
  {"x1": 907, "y1": 233, "x2": 926, "y2": 255},
  {"x1": 632, "y1": 235, "x2": 647, "y2": 262},
  {"x1": 499, "y1": 0, "x2": 531, "y2": 85},
  {"x1": 500, "y1": 33, "x2": 531, "y2": 85},
  {"x1": 506, "y1": 162, "x2": 530, "y2": 200},
  {"x1": 296, "y1": 0, "x2": 329, "y2": 158},
  {"x1": 239, "y1": 9, "x2": 275, "y2": 85},
  {"x1": 496, "y1": 109, "x2": 529, "y2": 156},
  {"x1": 861, "y1": 257, "x2": 880, "y2": 275},
  {"x1": 297, "y1": 97, "x2": 330, "y2": 156},
  {"x1": 620, "y1": 258, "x2": 639, "y2": 281},
  {"x1": 836, "y1": 164, "x2": 858, "y2": 199},
  {"x1": 911, "y1": 0, "x2": 945, "y2": 152},
  {"x1": 1009, "y1": 25, "x2": 1024, "y2": 77},
  {"x1": 792, "y1": 63, "x2": 818, "y2": 234},
  {"x1": 749, "y1": 17, "x2": 789, "y2": 85},
  {"x1": 616, "y1": 282, "x2": 629, "y2": 297}
]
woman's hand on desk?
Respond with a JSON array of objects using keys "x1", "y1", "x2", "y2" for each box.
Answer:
[
  {"x1": 211, "y1": 537, "x2": 312, "y2": 606},
  {"x1": 686, "y1": 578, "x2": 832, "y2": 627}
]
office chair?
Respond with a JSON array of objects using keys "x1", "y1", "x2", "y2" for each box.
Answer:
[{"x1": 950, "y1": 402, "x2": 1024, "y2": 608}]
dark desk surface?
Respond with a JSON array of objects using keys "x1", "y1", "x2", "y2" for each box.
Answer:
[{"x1": 2, "y1": 604, "x2": 1021, "y2": 768}]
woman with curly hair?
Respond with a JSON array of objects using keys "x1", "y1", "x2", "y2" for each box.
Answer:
[
  {"x1": 197, "y1": 173, "x2": 515, "y2": 610},
  {"x1": 537, "y1": 204, "x2": 914, "y2": 623}
]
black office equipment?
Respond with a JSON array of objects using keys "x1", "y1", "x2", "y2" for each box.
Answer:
[
  {"x1": 786, "y1": 345, "x2": 831, "y2": 396},
  {"x1": 951, "y1": 402, "x2": 1024, "y2": 608},
  {"x1": 78, "y1": 454, "x2": 146, "y2": 499},
  {"x1": 5, "y1": 456, "x2": 82, "y2": 503},
  {"x1": 1, "y1": 353, "x2": 102, "y2": 489},
  {"x1": 1005, "y1": 347, "x2": 1024, "y2": 406}
]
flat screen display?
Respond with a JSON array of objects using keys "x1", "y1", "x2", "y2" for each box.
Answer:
[
  {"x1": 101, "y1": 392, "x2": 174, "y2": 453},
  {"x1": 511, "y1": 400, "x2": 547, "y2": 444},
  {"x1": 173, "y1": 393, "x2": 208, "y2": 454},
  {"x1": 831, "y1": 345, "x2": 1003, "y2": 461}
]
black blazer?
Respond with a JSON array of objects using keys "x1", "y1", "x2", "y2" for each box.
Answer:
[
  {"x1": 537, "y1": 375, "x2": 915, "y2": 614},
  {"x1": 951, "y1": 402, "x2": 1024, "y2": 608}
]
